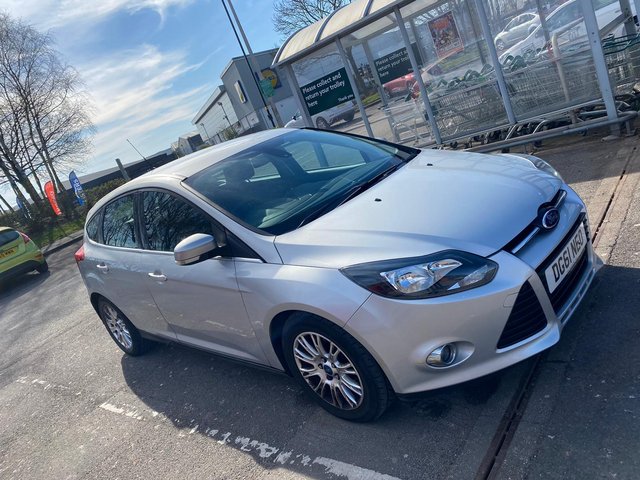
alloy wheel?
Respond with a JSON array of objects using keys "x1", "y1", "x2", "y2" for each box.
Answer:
[
  {"x1": 293, "y1": 332, "x2": 364, "y2": 410},
  {"x1": 102, "y1": 304, "x2": 133, "y2": 350}
]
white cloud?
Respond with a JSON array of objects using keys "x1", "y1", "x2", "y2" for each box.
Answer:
[
  {"x1": 0, "y1": 0, "x2": 194, "y2": 30},
  {"x1": 77, "y1": 44, "x2": 213, "y2": 172}
]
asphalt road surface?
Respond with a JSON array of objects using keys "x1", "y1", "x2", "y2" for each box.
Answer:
[{"x1": 1, "y1": 136, "x2": 638, "y2": 479}]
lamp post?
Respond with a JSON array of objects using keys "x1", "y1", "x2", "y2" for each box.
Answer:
[
  {"x1": 199, "y1": 122, "x2": 210, "y2": 143},
  {"x1": 218, "y1": 101, "x2": 233, "y2": 128}
]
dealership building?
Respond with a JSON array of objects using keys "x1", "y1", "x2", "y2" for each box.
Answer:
[{"x1": 193, "y1": 49, "x2": 299, "y2": 144}]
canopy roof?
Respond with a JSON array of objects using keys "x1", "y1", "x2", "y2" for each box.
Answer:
[{"x1": 273, "y1": 0, "x2": 436, "y2": 65}]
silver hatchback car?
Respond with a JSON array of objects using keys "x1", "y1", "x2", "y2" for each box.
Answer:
[{"x1": 76, "y1": 129, "x2": 597, "y2": 421}]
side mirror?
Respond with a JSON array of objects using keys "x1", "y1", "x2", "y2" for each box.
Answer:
[{"x1": 174, "y1": 233, "x2": 218, "y2": 265}]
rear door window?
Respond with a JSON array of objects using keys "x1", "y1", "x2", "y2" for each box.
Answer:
[
  {"x1": 86, "y1": 213, "x2": 101, "y2": 242},
  {"x1": 102, "y1": 195, "x2": 138, "y2": 248}
]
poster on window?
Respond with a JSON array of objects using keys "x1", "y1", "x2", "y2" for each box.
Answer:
[{"x1": 428, "y1": 12, "x2": 464, "y2": 59}]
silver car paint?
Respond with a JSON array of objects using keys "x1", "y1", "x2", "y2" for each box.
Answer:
[
  {"x1": 82, "y1": 242, "x2": 176, "y2": 339},
  {"x1": 78, "y1": 133, "x2": 597, "y2": 395},
  {"x1": 274, "y1": 150, "x2": 562, "y2": 267}
]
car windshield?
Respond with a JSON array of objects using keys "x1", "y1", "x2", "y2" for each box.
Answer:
[{"x1": 185, "y1": 129, "x2": 418, "y2": 235}]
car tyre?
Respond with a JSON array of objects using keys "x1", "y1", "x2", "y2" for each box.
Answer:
[
  {"x1": 496, "y1": 39, "x2": 506, "y2": 51},
  {"x1": 97, "y1": 297, "x2": 150, "y2": 356},
  {"x1": 342, "y1": 112, "x2": 355, "y2": 123},
  {"x1": 315, "y1": 117, "x2": 330, "y2": 129},
  {"x1": 36, "y1": 261, "x2": 48, "y2": 273},
  {"x1": 282, "y1": 312, "x2": 393, "y2": 422}
]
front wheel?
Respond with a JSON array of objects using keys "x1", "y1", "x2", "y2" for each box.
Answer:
[
  {"x1": 282, "y1": 313, "x2": 393, "y2": 422},
  {"x1": 97, "y1": 298, "x2": 150, "y2": 356}
]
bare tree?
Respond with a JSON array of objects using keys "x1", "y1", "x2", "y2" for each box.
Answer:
[
  {"x1": 273, "y1": 0, "x2": 351, "y2": 38},
  {"x1": 0, "y1": 12, "x2": 93, "y2": 210}
]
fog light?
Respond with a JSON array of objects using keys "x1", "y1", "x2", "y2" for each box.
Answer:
[{"x1": 426, "y1": 344, "x2": 457, "y2": 367}]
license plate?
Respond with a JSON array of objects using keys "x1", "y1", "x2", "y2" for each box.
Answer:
[
  {"x1": 544, "y1": 224, "x2": 587, "y2": 293},
  {"x1": 0, "y1": 247, "x2": 17, "y2": 259}
]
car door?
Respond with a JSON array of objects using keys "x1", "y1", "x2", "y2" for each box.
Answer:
[
  {"x1": 513, "y1": 14, "x2": 533, "y2": 42},
  {"x1": 138, "y1": 189, "x2": 267, "y2": 363},
  {"x1": 92, "y1": 194, "x2": 175, "y2": 339},
  {"x1": 506, "y1": 16, "x2": 525, "y2": 44}
]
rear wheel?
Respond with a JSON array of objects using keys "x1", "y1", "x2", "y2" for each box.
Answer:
[
  {"x1": 282, "y1": 313, "x2": 393, "y2": 422},
  {"x1": 36, "y1": 261, "x2": 48, "y2": 274},
  {"x1": 97, "y1": 298, "x2": 150, "y2": 356}
]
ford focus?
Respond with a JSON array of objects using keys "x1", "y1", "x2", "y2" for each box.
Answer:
[{"x1": 76, "y1": 128, "x2": 598, "y2": 421}]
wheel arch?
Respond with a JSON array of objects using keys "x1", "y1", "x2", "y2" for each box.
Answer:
[{"x1": 267, "y1": 307, "x2": 393, "y2": 390}]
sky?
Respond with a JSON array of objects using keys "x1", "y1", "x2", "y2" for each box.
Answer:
[{"x1": 0, "y1": 0, "x2": 283, "y2": 185}]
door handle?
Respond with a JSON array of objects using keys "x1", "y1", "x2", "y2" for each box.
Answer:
[
  {"x1": 148, "y1": 272, "x2": 167, "y2": 282},
  {"x1": 96, "y1": 264, "x2": 109, "y2": 273}
]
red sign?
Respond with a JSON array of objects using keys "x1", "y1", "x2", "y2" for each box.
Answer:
[
  {"x1": 44, "y1": 181, "x2": 62, "y2": 216},
  {"x1": 428, "y1": 12, "x2": 464, "y2": 59}
]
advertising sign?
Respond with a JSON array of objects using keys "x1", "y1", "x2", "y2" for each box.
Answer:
[
  {"x1": 15, "y1": 196, "x2": 31, "y2": 219},
  {"x1": 300, "y1": 68, "x2": 355, "y2": 117},
  {"x1": 44, "y1": 181, "x2": 62, "y2": 216},
  {"x1": 69, "y1": 171, "x2": 86, "y2": 206},
  {"x1": 261, "y1": 68, "x2": 281, "y2": 89},
  {"x1": 428, "y1": 12, "x2": 464, "y2": 59},
  {"x1": 374, "y1": 44, "x2": 422, "y2": 82},
  {"x1": 260, "y1": 78, "x2": 274, "y2": 98}
]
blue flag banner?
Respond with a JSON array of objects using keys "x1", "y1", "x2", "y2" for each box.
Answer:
[
  {"x1": 69, "y1": 171, "x2": 86, "y2": 206},
  {"x1": 16, "y1": 196, "x2": 31, "y2": 219}
]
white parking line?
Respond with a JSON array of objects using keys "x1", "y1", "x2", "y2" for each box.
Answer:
[{"x1": 98, "y1": 400, "x2": 402, "y2": 480}]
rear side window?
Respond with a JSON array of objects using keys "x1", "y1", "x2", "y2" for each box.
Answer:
[
  {"x1": 0, "y1": 229, "x2": 19, "y2": 247},
  {"x1": 102, "y1": 195, "x2": 138, "y2": 248},
  {"x1": 86, "y1": 214, "x2": 100, "y2": 242},
  {"x1": 142, "y1": 191, "x2": 219, "y2": 252}
]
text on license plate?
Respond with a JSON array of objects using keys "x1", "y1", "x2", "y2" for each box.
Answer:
[
  {"x1": 0, "y1": 247, "x2": 17, "y2": 259},
  {"x1": 545, "y1": 224, "x2": 587, "y2": 293}
]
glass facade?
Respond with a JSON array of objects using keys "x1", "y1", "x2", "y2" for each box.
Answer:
[{"x1": 282, "y1": 0, "x2": 637, "y2": 148}]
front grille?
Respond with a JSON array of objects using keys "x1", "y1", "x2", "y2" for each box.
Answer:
[
  {"x1": 497, "y1": 281, "x2": 548, "y2": 349},
  {"x1": 536, "y1": 214, "x2": 590, "y2": 313}
]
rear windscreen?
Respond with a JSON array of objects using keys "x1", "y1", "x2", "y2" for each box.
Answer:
[{"x1": 0, "y1": 230, "x2": 19, "y2": 247}]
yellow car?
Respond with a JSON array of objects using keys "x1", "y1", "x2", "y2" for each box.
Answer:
[{"x1": 0, "y1": 226, "x2": 48, "y2": 283}]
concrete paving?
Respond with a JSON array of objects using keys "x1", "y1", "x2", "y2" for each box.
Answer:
[{"x1": 0, "y1": 131, "x2": 638, "y2": 479}]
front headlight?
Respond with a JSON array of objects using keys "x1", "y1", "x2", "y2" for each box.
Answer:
[{"x1": 340, "y1": 251, "x2": 498, "y2": 299}]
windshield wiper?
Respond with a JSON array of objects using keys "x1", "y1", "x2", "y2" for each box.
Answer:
[{"x1": 296, "y1": 163, "x2": 405, "y2": 229}]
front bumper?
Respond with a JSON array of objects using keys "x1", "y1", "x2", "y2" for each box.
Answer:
[{"x1": 344, "y1": 195, "x2": 597, "y2": 395}]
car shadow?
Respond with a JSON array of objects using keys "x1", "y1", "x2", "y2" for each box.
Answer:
[
  {"x1": 0, "y1": 270, "x2": 51, "y2": 300},
  {"x1": 119, "y1": 333, "x2": 524, "y2": 479}
]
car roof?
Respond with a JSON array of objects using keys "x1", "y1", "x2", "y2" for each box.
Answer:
[
  {"x1": 133, "y1": 128, "x2": 291, "y2": 184},
  {"x1": 86, "y1": 128, "x2": 293, "y2": 217}
]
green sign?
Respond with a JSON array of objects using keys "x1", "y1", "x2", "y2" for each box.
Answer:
[
  {"x1": 260, "y1": 78, "x2": 274, "y2": 98},
  {"x1": 374, "y1": 45, "x2": 422, "y2": 83},
  {"x1": 300, "y1": 68, "x2": 355, "y2": 117}
]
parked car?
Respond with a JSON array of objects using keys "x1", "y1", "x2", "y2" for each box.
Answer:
[
  {"x1": 0, "y1": 227, "x2": 48, "y2": 283},
  {"x1": 494, "y1": 12, "x2": 540, "y2": 51},
  {"x1": 77, "y1": 128, "x2": 598, "y2": 422},
  {"x1": 382, "y1": 72, "x2": 416, "y2": 97},
  {"x1": 286, "y1": 101, "x2": 356, "y2": 129},
  {"x1": 500, "y1": 0, "x2": 630, "y2": 61}
]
